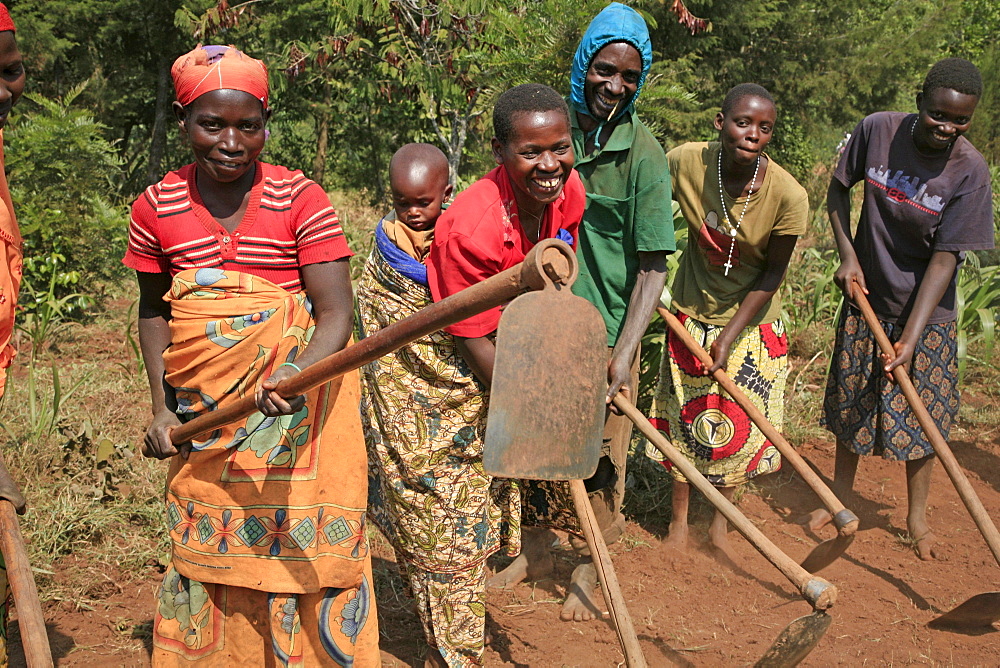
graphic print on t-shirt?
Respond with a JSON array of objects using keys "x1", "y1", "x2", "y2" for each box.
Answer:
[
  {"x1": 697, "y1": 210, "x2": 738, "y2": 268},
  {"x1": 866, "y1": 165, "x2": 944, "y2": 216}
]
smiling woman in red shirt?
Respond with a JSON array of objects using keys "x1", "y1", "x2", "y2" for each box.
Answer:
[
  {"x1": 421, "y1": 83, "x2": 585, "y2": 667},
  {"x1": 124, "y1": 45, "x2": 378, "y2": 666}
]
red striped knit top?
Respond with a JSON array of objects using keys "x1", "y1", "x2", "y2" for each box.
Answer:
[{"x1": 123, "y1": 162, "x2": 352, "y2": 293}]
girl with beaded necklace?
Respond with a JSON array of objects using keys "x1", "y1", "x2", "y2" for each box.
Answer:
[{"x1": 646, "y1": 84, "x2": 809, "y2": 560}]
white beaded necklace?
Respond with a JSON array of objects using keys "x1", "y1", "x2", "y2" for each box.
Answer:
[{"x1": 717, "y1": 149, "x2": 760, "y2": 276}]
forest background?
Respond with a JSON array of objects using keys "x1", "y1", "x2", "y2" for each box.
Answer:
[
  {"x1": 0, "y1": 0, "x2": 999, "y2": 638},
  {"x1": 7, "y1": 0, "x2": 1000, "y2": 304}
]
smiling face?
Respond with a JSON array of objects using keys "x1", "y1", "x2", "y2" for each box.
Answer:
[
  {"x1": 491, "y1": 110, "x2": 574, "y2": 216},
  {"x1": 0, "y1": 31, "x2": 25, "y2": 130},
  {"x1": 390, "y1": 166, "x2": 452, "y2": 231},
  {"x1": 174, "y1": 89, "x2": 269, "y2": 186},
  {"x1": 913, "y1": 87, "x2": 979, "y2": 154},
  {"x1": 584, "y1": 42, "x2": 642, "y2": 121},
  {"x1": 714, "y1": 95, "x2": 776, "y2": 167}
]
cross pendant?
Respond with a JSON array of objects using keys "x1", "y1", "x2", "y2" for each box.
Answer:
[{"x1": 723, "y1": 261, "x2": 733, "y2": 276}]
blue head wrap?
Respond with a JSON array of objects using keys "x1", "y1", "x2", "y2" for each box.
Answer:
[{"x1": 570, "y1": 2, "x2": 653, "y2": 131}]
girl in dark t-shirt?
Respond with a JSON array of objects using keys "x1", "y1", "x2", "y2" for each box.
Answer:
[{"x1": 809, "y1": 58, "x2": 994, "y2": 561}]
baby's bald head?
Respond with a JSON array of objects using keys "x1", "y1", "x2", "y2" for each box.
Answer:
[{"x1": 389, "y1": 143, "x2": 452, "y2": 231}]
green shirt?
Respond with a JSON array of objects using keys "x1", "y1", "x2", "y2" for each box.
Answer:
[{"x1": 570, "y1": 108, "x2": 676, "y2": 346}]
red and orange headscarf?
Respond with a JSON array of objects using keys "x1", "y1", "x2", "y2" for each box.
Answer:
[
  {"x1": 0, "y1": 3, "x2": 16, "y2": 33},
  {"x1": 171, "y1": 45, "x2": 268, "y2": 110}
]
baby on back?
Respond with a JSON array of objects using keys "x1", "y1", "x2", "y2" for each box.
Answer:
[{"x1": 381, "y1": 142, "x2": 453, "y2": 262}]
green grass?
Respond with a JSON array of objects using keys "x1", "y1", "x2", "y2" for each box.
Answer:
[{"x1": 0, "y1": 291, "x2": 167, "y2": 602}]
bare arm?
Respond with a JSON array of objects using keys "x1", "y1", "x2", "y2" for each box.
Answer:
[
  {"x1": 257, "y1": 258, "x2": 355, "y2": 415},
  {"x1": 608, "y1": 250, "x2": 667, "y2": 407},
  {"x1": 136, "y1": 270, "x2": 186, "y2": 460},
  {"x1": 455, "y1": 336, "x2": 496, "y2": 387},
  {"x1": 709, "y1": 234, "x2": 799, "y2": 373},
  {"x1": 883, "y1": 250, "x2": 960, "y2": 374},
  {"x1": 828, "y1": 179, "x2": 868, "y2": 296}
]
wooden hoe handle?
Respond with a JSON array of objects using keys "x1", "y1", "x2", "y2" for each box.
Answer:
[
  {"x1": 613, "y1": 394, "x2": 837, "y2": 611},
  {"x1": 656, "y1": 306, "x2": 859, "y2": 538},
  {"x1": 569, "y1": 479, "x2": 647, "y2": 668},
  {"x1": 0, "y1": 501, "x2": 53, "y2": 667},
  {"x1": 171, "y1": 239, "x2": 576, "y2": 444},
  {"x1": 850, "y1": 283, "x2": 1000, "y2": 566}
]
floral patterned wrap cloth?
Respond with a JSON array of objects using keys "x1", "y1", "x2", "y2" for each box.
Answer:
[
  {"x1": 161, "y1": 267, "x2": 370, "y2": 592},
  {"x1": 153, "y1": 267, "x2": 378, "y2": 665},
  {"x1": 357, "y1": 235, "x2": 521, "y2": 573}
]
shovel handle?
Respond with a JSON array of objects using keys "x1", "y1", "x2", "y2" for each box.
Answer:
[
  {"x1": 613, "y1": 394, "x2": 837, "y2": 611},
  {"x1": 0, "y1": 501, "x2": 53, "y2": 668},
  {"x1": 569, "y1": 479, "x2": 647, "y2": 668},
  {"x1": 656, "y1": 306, "x2": 859, "y2": 538},
  {"x1": 850, "y1": 284, "x2": 1000, "y2": 566},
  {"x1": 171, "y1": 239, "x2": 576, "y2": 445}
]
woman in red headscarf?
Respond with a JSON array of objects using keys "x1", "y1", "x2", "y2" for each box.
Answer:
[{"x1": 124, "y1": 46, "x2": 379, "y2": 665}]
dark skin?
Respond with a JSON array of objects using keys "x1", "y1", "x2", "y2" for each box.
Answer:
[
  {"x1": 577, "y1": 41, "x2": 642, "y2": 151},
  {"x1": 706, "y1": 95, "x2": 796, "y2": 372},
  {"x1": 808, "y1": 86, "x2": 978, "y2": 560},
  {"x1": 139, "y1": 89, "x2": 354, "y2": 459},
  {"x1": 461, "y1": 111, "x2": 575, "y2": 383},
  {"x1": 0, "y1": 29, "x2": 26, "y2": 514},
  {"x1": 664, "y1": 95, "x2": 799, "y2": 559},
  {"x1": 389, "y1": 143, "x2": 452, "y2": 232},
  {"x1": 576, "y1": 42, "x2": 667, "y2": 410}
]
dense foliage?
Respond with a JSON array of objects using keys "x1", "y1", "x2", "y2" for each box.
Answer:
[
  {"x1": 11, "y1": 0, "x2": 994, "y2": 196},
  {"x1": 2, "y1": 0, "x2": 998, "y2": 334}
]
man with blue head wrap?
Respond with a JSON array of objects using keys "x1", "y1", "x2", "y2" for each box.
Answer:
[{"x1": 490, "y1": 3, "x2": 675, "y2": 623}]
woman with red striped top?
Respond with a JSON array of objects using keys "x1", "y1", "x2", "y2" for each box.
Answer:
[{"x1": 123, "y1": 45, "x2": 378, "y2": 665}]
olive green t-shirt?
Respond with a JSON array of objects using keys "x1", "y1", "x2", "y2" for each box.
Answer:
[
  {"x1": 669, "y1": 142, "x2": 808, "y2": 325},
  {"x1": 570, "y1": 109, "x2": 676, "y2": 346}
]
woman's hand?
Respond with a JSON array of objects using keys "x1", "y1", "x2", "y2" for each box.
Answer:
[
  {"x1": 708, "y1": 332, "x2": 737, "y2": 374},
  {"x1": 834, "y1": 258, "x2": 867, "y2": 297},
  {"x1": 142, "y1": 409, "x2": 190, "y2": 460},
  {"x1": 882, "y1": 339, "x2": 915, "y2": 380},
  {"x1": 256, "y1": 364, "x2": 306, "y2": 417}
]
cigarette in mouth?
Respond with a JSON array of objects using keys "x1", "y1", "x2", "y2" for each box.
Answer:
[{"x1": 607, "y1": 100, "x2": 620, "y2": 121}]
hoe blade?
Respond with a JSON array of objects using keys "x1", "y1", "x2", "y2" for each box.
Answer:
[
  {"x1": 799, "y1": 534, "x2": 855, "y2": 573},
  {"x1": 484, "y1": 288, "x2": 606, "y2": 480},
  {"x1": 754, "y1": 611, "x2": 832, "y2": 668},
  {"x1": 928, "y1": 592, "x2": 1000, "y2": 630}
]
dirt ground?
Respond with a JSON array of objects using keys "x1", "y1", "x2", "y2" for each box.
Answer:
[{"x1": 8, "y1": 392, "x2": 1000, "y2": 666}]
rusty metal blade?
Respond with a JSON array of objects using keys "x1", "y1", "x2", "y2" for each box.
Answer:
[
  {"x1": 754, "y1": 612, "x2": 832, "y2": 667},
  {"x1": 928, "y1": 592, "x2": 1000, "y2": 630},
  {"x1": 484, "y1": 289, "x2": 606, "y2": 480},
  {"x1": 799, "y1": 533, "x2": 855, "y2": 573}
]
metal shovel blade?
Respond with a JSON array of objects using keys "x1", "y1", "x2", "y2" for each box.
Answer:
[
  {"x1": 754, "y1": 611, "x2": 832, "y2": 667},
  {"x1": 928, "y1": 592, "x2": 1000, "y2": 630},
  {"x1": 484, "y1": 288, "x2": 606, "y2": 480}
]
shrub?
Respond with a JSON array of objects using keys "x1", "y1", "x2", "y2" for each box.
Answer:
[{"x1": 5, "y1": 83, "x2": 129, "y2": 318}]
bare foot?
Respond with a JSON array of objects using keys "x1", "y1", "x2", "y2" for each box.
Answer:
[
  {"x1": 423, "y1": 649, "x2": 448, "y2": 668},
  {"x1": 487, "y1": 529, "x2": 555, "y2": 589},
  {"x1": 660, "y1": 522, "x2": 689, "y2": 554},
  {"x1": 708, "y1": 519, "x2": 739, "y2": 567},
  {"x1": 560, "y1": 561, "x2": 606, "y2": 622},
  {"x1": 909, "y1": 526, "x2": 938, "y2": 561},
  {"x1": 802, "y1": 508, "x2": 833, "y2": 532}
]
